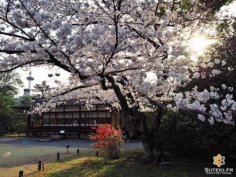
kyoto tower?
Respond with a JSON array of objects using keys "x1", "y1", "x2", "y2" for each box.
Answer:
[{"x1": 23, "y1": 70, "x2": 34, "y2": 95}]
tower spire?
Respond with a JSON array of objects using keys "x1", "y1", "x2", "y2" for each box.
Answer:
[{"x1": 24, "y1": 69, "x2": 34, "y2": 95}]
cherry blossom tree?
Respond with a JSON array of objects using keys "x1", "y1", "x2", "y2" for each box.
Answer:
[{"x1": 0, "y1": 0, "x2": 235, "y2": 163}]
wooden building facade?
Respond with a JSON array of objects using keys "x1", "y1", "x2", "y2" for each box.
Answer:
[{"x1": 16, "y1": 101, "x2": 124, "y2": 138}]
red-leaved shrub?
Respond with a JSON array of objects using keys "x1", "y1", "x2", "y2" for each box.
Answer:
[{"x1": 90, "y1": 124, "x2": 124, "y2": 159}]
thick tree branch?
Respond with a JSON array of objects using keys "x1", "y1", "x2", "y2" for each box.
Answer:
[
  {"x1": 0, "y1": 31, "x2": 35, "y2": 41},
  {"x1": 126, "y1": 24, "x2": 161, "y2": 49},
  {"x1": 51, "y1": 85, "x2": 93, "y2": 97},
  {"x1": 0, "y1": 50, "x2": 35, "y2": 54},
  {"x1": 0, "y1": 60, "x2": 46, "y2": 73}
]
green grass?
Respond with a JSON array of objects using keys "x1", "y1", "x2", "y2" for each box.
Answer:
[
  {"x1": 3, "y1": 133, "x2": 27, "y2": 137},
  {"x1": 1, "y1": 144, "x2": 235, "y2": 177},
  {"x1": 30, "y1": 150, "x2": 235, "y2": 177}
]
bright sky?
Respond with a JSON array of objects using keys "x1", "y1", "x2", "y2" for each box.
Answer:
[
  {"x1": 220, "y1": 0, "x2": 236, "y2": 15},
  {"x1": 17, "y1": 67, "x2": 70, "y2": 97}
]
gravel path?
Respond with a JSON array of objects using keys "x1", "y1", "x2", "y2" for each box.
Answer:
[{"x1": 0, "y1": 137, "x2": 143, "y2": 150}]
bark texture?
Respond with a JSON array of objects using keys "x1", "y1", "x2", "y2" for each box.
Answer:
[{"x1": 140, "y1": 109, "x2": 165, "y2": 164}]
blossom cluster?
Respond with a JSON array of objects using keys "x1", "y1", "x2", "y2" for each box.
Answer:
[
  {"x1": 170, "y1": 86, "x2": 235, "y2": 125},
  {"x1": 0, "y1": 0, "x2": 235, "y2": 127}
]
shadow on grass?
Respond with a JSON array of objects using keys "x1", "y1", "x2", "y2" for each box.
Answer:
[
  {"x1": 44, "y1": 150, "x2": 234, "y2": 177},
  {"x1": 47, "y1": 151, "x2": 143, "y2": 177}
]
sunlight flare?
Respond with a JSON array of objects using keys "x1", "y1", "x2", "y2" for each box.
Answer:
[
  {"x1": 1, "y1": 151, "x2": 11, "y2": 159},
  {"x1": 189, "y1": 35, "x2": 216, "y2": 55}
]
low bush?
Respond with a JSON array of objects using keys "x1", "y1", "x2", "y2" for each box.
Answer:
[{"x1": 89, "y1": 124, "x2": 124, "y2": 159}]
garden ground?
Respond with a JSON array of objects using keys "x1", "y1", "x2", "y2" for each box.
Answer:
[
  {"x1": 0, "y1": 137, "x2": 235, "y2": 177},
  {"x1": 0, "y1": 136, "x2": 142, "y2": 176}
]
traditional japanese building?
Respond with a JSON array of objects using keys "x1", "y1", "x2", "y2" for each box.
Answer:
[{"x1": 15, "y1": 99, "x2": 124, "y2": 138}]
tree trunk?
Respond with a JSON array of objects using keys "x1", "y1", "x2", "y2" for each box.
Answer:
[
  {"x1": 122, "y1": 109, "x2": 136, "y2": 138},
  {"x1": 105, "y1": 76, "x2": 163, "y2": 162},
  {"x1": 141, "y1": 132, "x2": 154, "y2": 164},
  {"x1": 152, "y1": 108, "x2": 164, "y2": 164},
  {"x1": 106, "y1": 76, "x2": 136, "y2": 138},
  {"x1": 141, "y1": 108, "x2": 164, "y2": 164}
]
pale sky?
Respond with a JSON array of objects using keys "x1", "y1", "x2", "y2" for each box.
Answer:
[
  {"x1": 220, "y1": 1, "x2": 236, "y2": 16},
  {"x1": 17, "y1": 67, "x2": 70, "y2": 97}
]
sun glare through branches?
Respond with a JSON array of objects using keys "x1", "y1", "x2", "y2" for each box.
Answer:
[{"x1": 188, "y1": 35, "x2": 216, "y2": 61}]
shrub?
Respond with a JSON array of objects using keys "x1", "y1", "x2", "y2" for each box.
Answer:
[
  {"x1": 160, "y1": 110, "x2": 236, "y2": 159},
  {"x1": 90, "y1": 124, "x2": 124, "y2": 159}
]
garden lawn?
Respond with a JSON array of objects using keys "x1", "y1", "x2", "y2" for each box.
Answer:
[
  {"x1": 25, "y1": 150, "x2": 235, "y2": 177},
  {"x1": 1, "y1": 144, "x2": 235, "y2": 177}
]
